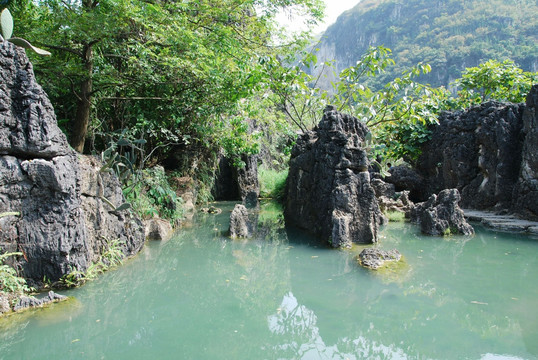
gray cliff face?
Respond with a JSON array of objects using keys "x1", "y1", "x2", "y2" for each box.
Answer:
[
  {"x1": 412, "y1": 86, "x2": 538, "y2": 220},
  {"x1": 513, "y1": 85, "x2": 538, "y2": 220},
  {"x1": 0, "y1": 42, "x2": 144, "y2": 284},
  {"x1": 285, "y1": 106, "x2": 383, "y2": 248},
  {"x1": 417, "y1": 101, "x2": 525, "y2": 209}
]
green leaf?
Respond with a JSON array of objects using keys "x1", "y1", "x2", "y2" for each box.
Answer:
[
  {"x1": 8, "y1": 37, "x2": 51, "y2": 56},
  {"x1": 115, "y1": 203, "x2": 131, "y2": 212},
  {"x1": 1, "y1": 8, "x2": 13, "y2": 40}
]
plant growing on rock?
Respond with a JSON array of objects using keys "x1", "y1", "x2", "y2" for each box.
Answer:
[
  {"x1": 0, "y1": 252, "x2": 33, "y2": 294},
  {"x1": 0, "y1": 8, "x2": 50, "y2": 55}
]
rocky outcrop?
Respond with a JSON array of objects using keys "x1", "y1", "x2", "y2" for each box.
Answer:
[
  {"x1": 385, "y1": 165, "x2": 427, "y2": 202},
  {"x1": 13, "y1": 291, "x2": 67, "y2": 312},
  {"x1": 0, "y1": 42, "x2": 145, "y2": 285},
  {"x1": 411, "y1": 87, "x2": 538, "y2": 221},
  {"x1": 513, "y1": 85, "x2": 538, "y2": 220},
  {"x1": 357, "y1": 248, "x2": 402, "y2": 270},
  {"x1": 212, "y1": 154, "x2": 259, "y2": 208},
  {"x1": 410, "y1": 189, "x2": 474, "y2": 236},
  {"x1": 285, "y1": 106, "x2": 383, "y2": 247},
  {"x1": 229, "y1": 204, "x2": 252, "y2": 238},
  {"x1": 144, "y1": 218, "x2": 173, "y2": 241},
  {"x1": 416, "y1": 100, "x2": 525, "y2": 208}
]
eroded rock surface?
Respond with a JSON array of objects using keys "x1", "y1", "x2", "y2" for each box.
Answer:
[
  {"x1": 229, "y1": 204, "x2": 252, "y2": 238},
  {"x1": 285, "y1": 106, "x2": 383, "y2": 247},
  {"x1": 410, "y1": 189, "x2": 474, "y2": 236},
  {"x1": 416, "y1": 100, "x2": 525, "y2": 208},
  {"x1": 358, "y1": 248, "x2": 402, "y2": 270},
  {"x1": 513, "y1": 85, "x2": 538, "y2": 220},
  {"x1": 0, "y1": 42, "x2": 144, "y2": 285}
]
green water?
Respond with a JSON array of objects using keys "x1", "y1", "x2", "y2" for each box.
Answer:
[{"x1": 1, "y1": 202, "x2": 538, "y2": 360}]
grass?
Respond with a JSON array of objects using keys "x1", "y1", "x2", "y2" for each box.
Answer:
[
  {"x1": 259, "y1": 166, "x2": 288, "y2": 202},
  {"x1": 385, "y1": 210, "x2": 406, "y2": 222}
]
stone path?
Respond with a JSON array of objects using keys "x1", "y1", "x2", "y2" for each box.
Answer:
[{"x1": 463, "y1": 209, "x2": 538, "y2": 235}]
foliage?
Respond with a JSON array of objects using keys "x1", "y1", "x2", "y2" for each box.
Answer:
[
  {"x1": 0, "y1": 252, "x2": 33, "y2": 294},
  {"x1": 60, "y1": 238, "x2": 124, "y2": 288},
  {"x1": 0, "y1": 8, "x2": 50, "y2": 55},
  {"x1": 316, "y1": 0, "x2": 537, "y2": 91},
  {"x1": 10, "y1": 0, "x2": 323, "y2": 167},
  {"x1": 452, "y1": 59, "x2": 537, "y2": 108},
  {"x1": 124, "y1": 167, "x2": 184, "y2": 221},
  {"x1": 259, "y1": 166, "x2": 288, "y2": 202}
]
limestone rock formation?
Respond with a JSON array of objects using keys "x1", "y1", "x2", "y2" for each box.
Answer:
[
  {"x1": 212, "y1": 154, "x2": 259, "y2": 208},
  {"x1": 513, "y1": 85, "x2": 538, "y2": 220},
  {"x1": 410, "y1": 189, "x2": 474, "y2": 236},
  {"x1": 0, "y1": 42, "x2": 145, "y2": 285},
  {"x1": 144, "y1": 218, "x2": 173, "y2": 241},
  {"x1": 285, "y1": 106, "x2": 383, "y2": 247},
  {"x1": 12, "y1": 291, "x2": 67, "y2": 312},
  {"x1": 229, "y1": 204, "x2": 252, "y2": 238},
  {"x1": 358, "y1": 248, "x2": 402, "y2": 270},
  {"x1": 416, "y1": 101, "x2": 525, "y2": 208}
]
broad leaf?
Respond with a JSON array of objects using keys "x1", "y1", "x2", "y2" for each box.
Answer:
[
  {"x1": 8, "y1": 37, "x2": 51, "y2": 56},
  {"x1": 1, "y1": 8, "x2": 13, "y2": 40}
]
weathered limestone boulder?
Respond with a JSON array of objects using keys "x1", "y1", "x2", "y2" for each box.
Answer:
[
  {"x1": 0, "y1": 41, "x2": 144, "y2": 285},
  {"x1": 13, "y1": 291, "x2": 67, "y2": 312},
  {"x1": 386, "y1": 165, "x2": 427, "y2": 202},
  {"x1": 513, "y1": 85, "x2": 538, "y2": 220},
  {"x1": 410, "y1": 189, "x2": 474, "y2": 236},
  {"x1": 229, "y1": 204, "x2": 252, "y2": 238},
  {"x1": 285, "y1": 106, "x2": 383, "y2": 247},
  {"x1": 416, "y1": 101, "x2": 525, "y2": 208},
  {"x1": 212, "y1": 153, "x2": 259, "y2": 208},
  {"x1": 144, "y1": 218, "x2": 173, "y2": 241},
  {"x1": 358, "y1": 248, "x2": 402, "y2": 270}
]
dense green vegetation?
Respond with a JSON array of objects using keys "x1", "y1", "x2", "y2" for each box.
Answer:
[
  {"x1": 317, "y1": 0, "x2": 537, "y2": 90},
  {"x1": 1, "y1": 0, "x2": 536, "y2": 212}
]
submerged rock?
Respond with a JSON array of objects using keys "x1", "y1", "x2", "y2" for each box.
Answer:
[
  {"x1": 285, "y1": 106, "x2": 383, "y2": 247},
  {"x1": 358, "y1": 248, "x2": 402, "y2": 270},
  {"x1": 410, "y1": 189, "x2": 474, "y2": 236},
  {"x1": 12, "y1": 291, "x2": 67, "y2": 312},
  {"x1": 229, "y1": 204, "x2": 253, "y2": 238},
  {"x1": 0, "y1": 41, "x2": 145, "y2": 285}
]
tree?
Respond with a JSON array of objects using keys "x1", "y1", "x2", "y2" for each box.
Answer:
[{"x1": 13, "y1": 0, "x2": 324, "y2": 155}]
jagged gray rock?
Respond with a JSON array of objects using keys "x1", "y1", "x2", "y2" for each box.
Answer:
[
  {"x1": 285, "y1": 106, "x2": 383, "y2": 247},
  {"x1": 229, "y1": 204, "x2": 252, "y2": 238},
  {"x1": 144, "y1": 218, "x2": 173, "y2": 241},
  {"x1": 358, "y1": 248, "x2": 402, "y2": 270},
  {"x1": 416, "y1": 101, "x2": 525, "y2": 208},
  {"x1": 212, "y1": 154, "x2": 259, "y2": 208},
  {"x1": 12, "y1": 291, "x2": 67, "y2": 312},
  {"x1": 0, "y1": 41, "x2": 145, "y2": 285},
  {"x1": 513, "y1": 85, "x2": 538, "y2": 220},
  {"x1": 410, "y1": 189, "x2": 474, "y2": 236}
]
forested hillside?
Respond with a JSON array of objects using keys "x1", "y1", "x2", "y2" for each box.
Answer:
[{"x1": 315, "y1": 0, "x2": 537, "y2": 89}]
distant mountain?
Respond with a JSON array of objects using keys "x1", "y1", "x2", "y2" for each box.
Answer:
[{"x1": 314, "y1": 0, "x2": 537, "y2": 90}]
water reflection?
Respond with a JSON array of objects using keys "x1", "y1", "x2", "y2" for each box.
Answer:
[{"x1": 0, "y1": 202, "x2": 537, "y2": 359}]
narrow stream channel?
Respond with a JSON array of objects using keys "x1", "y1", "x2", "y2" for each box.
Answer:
[{"x1": 1, "y1": 201, "x2": 537, "y2": 359}]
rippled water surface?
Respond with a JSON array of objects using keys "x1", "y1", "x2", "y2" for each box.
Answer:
[{"x1": 1, "y1": 202, "x2": 538, "y2": 359}]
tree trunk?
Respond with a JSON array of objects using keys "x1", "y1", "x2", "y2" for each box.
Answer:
[{"x1": 70, "y1": 45, "x2": 93, "y2": 153}]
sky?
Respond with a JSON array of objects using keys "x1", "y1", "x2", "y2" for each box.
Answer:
[{"x1": 276, "y1": 0, "x2": 360, "y2": 35}]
